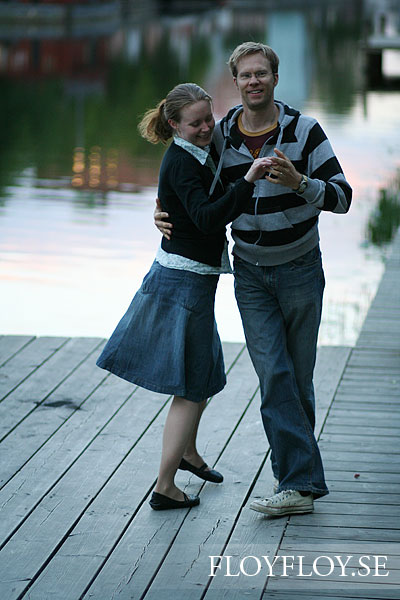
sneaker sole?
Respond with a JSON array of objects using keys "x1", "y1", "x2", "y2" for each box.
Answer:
[{"x1": 250, "y1": 503, "x2": 314, "y2": 516}]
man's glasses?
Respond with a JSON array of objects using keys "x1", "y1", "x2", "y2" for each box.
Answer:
[{"x1": 237, "y1": 71, "x2": 273, "y2": 81}]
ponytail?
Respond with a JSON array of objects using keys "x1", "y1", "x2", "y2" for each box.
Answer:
[
  {"x1": 138, "y1": 100, "x2": 173, "y2": 145},
  {"x1": 138, "y1": 83, "x2": 212, "y2": 146}
]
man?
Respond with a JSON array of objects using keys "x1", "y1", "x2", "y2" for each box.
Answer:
[{"x1": 155, "y1": 42, "x2": 352, "y2": 516}]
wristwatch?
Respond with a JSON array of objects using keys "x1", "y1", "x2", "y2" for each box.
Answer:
[{"x1": 295, "y1": 174, "x2": 308, "y2": 194}]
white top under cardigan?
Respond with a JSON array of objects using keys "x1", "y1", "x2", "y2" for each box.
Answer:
[{"x1": 155, "y1": 136, "x2": 232, "y2": 275}]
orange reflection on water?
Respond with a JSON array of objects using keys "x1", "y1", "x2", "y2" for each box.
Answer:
[
  {"x1": 106, "y1": 148, "x2": 119, "y2": 188},
  {"x1": 72, "y1": 146, "x2": 85, "y2": 188},
  {"x1": 71, "y1": 145, "x2": 123, "y2": 190}
]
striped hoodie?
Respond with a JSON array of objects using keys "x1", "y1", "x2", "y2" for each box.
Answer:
[{"x1": 212, "y1": 100, "x2": 352, "y2": 266}]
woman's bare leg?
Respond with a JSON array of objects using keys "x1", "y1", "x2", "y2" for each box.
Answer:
[
  {"x1": 154, "y1": 395, "x2": 200, "y2": 500},
  {"x1": 183, "y1": 399, "x2": 209, "y2": 468}
]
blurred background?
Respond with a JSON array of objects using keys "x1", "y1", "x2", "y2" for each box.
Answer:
[{"x1": 1, "y1": 0, "x2": 400, "y2": 345}]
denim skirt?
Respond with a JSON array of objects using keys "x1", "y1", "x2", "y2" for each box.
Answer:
[{"x1": 96, "y1": 261, "x2": 226, "y2": 402}]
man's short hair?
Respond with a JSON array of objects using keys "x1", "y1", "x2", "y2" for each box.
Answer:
[{"x1": 228, "y1": 42, "x2": 279, "y2": 77}]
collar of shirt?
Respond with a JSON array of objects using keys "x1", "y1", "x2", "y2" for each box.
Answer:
[{"x1": 173, "y1": 136, "x2": 210, "y2": 165}]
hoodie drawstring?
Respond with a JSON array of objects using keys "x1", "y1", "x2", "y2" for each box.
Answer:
[{"x1": 208, "y1": 136, "x2": 228, "y2": 197}]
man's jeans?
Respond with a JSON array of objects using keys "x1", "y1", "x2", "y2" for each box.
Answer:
[{"x1": 233, "y1": 245, "x2": 328, "y2": 498}]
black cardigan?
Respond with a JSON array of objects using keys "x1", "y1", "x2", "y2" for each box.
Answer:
[{"x1": 158, "y1": 143, "x2": 255, "y2": 267}]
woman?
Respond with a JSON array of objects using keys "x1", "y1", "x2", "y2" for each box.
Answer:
[{"x1": 96, "y1": 83, "x2": 270, "y2": 510}]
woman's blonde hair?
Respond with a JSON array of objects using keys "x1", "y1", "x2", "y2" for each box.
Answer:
[{"x1": 138, "y1": 83, "x2": 212, "y2": 145}]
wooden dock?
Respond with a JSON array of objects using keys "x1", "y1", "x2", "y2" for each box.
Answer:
[{"x1": 0, "y1": 230, "x2": 399, "y2": 599}]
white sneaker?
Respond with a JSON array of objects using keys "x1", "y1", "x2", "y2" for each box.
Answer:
[
  {"x1": 273, "y1": 478, "x2": 279, "y2": 494},
  {"x1": 250, "y1": 489, "x2": 314, "y2": 516}
]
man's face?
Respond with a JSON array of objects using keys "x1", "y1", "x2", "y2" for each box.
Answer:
[{"x1": 234, "y1": 53, "x2": 278, "y2": 111}]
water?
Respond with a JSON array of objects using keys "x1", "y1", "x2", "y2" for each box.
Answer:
[{"x1": 1, "y1": 0, "x2": 400, "y2": 345}]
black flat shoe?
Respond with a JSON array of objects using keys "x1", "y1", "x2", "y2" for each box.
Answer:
[
  {"x1": 149, "y1": 491, "x2": 200, "y2": 511},
  {"x1": 179, "y1": 458, "x2": 223, "y2": 483}
]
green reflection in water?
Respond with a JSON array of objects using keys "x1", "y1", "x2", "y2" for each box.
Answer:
[
  {"x1": 367, "y1": 175, "x2": 400, "y2": 247},
  {"x1": 309, "y1": 6, "x2": 363, "y2": 114},
  {"x1": 0, "y1": 76, "x2": 74, "y2": 190}
]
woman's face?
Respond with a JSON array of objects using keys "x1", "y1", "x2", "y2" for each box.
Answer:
[{"x1": 169, "y1": 100, "x2": 215, "y2": 148}]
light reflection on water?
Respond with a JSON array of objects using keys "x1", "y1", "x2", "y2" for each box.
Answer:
[
  {"x1": 1, "y1": 1, "x2": 400, "y2": 345},
  {"x1": 0, "y1": 154, "x2": 389, "y2": 346}
]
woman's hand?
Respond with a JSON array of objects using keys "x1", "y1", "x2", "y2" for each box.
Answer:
[
  {"x1": 244, "y1": 157, "x2": 273, "y2": 183},
  {"x1": 154, "y1": 198, "x2": 173, "y2": 240}
]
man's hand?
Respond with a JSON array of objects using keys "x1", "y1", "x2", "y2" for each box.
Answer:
[
  {"x1": 265, "y1": 148, "x2": 302, "y2": 190},
  {"x1": 154, "y1": 198, "x2": 173, "y2": 240}
]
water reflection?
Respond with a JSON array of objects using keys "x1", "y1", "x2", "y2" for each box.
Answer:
[
  {"x1": 368, "y1": 173, "x2": 400, "y2": 246},
  {"x1": 1, "y1": 0, "x2": 398, "y2": 193},
  {"x1": 0, "y1": 0, "x2": 373, "y2": 193},
  {"x1": 1, "y1": 0, "x2": 400, "y2": 344}
]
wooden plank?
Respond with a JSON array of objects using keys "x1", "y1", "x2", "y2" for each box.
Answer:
[
  {"x1": 325, "y1": 410, "x2": 400, "y2": 423},
  {"x1": 343, "y1": 362, "x2": 399, "y2": 372},
  {"x1": 360, "y1": 323, "x2": 400, "y2": 334},
  {"x1": 351, "y1": 350, "x2": 400, "y2": 361},
  {"x1": 0, "y1": 336, "x2": 68, "y2": 400},
  {"x1": 331, "y1": 398, "x2": 400, "y2": 410},
  {"x1": 337, "y1": 376, "x2": 400, "y2": 388},
  {"x1": 344, "y1": 365, "x2": 400, "y2": 374},
  {"x1": 333, "y1": 384, "x2": 399, "y2": 397},
  {"x1": 313, "y1": 347, "x2": 351, "y2": 428},
  {"x1": 361, "y1": 310, "x2": 400, "y2": 322},
  {"x1": 323, "y1": 425, "x2": 400, "y2": 436},
  {"x1": 340, "y1": 377, "x2": 399, "y2": 388},
  {"x1": 321, "y1": 480, "x2": 400, "y2": 494},
  {"x1": 222, "y1": 342, "x2": 246, "y2": 372},
  {"x1": 357, "y1": 337, "x2": 400, "y2": 350},
  {"x1": 348, "y1": 353, "x2": 400, "y2": 369},
  {"x1": 0, "y1": 335, "x2": 35, "y2": 366},
  {"x1": 319, "y1": 439, "x2": 400, "y2": 453},
  {"x1": 284, "y1": 524, "x2": 400, "y2": 542},
  {"x1": 267, "y1": 577, "x2": 400, "y2": 595},
  {"x1": 321, "y1": 449, "x2": 400, "y2": 463},
  {"x1": 0, "y1": 337, "x2": 103, "y2": 441},
  {"x1": 279, "y1": 538, "x2": 400, "y2": 555},
  {"x1": 263, "y1": 588, "x2": 393, "y2": 600},
  {"x1": 337, "y1": 397, "x2": 400, "y2": 407},
  {"x1": 318, "y1": 491, "x2": 400, "y2": 505},
  {"x1": 314, "y1": 502, "x2": 400, "y2": 517},
  {"x1": 325, "y1": 419, "x2": 400, "y2": 430},
  {"x1": 325, "y1": 471, "x2": 400, "y2": 484},
  {"x1": 335, "y1": 387, "x2": 400, "y2": 397},
  {"x1": 323, "y1": 461, "x2": 400, "y2": 474},
  {"x1": 288, "y1": 512, "x2": 400, "y2": 529}
]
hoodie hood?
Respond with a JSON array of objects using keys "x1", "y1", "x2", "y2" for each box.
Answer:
[
  {"x1": 221, "y1": 100, "x2": 302, "y2": 150},
  {"x1": 208, "y1": 100, "x2": 301, "y2": 196}
]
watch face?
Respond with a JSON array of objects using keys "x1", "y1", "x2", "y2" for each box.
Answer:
[{"x1": 299, "y1": 176, "x2": 307, "y2": 192}]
